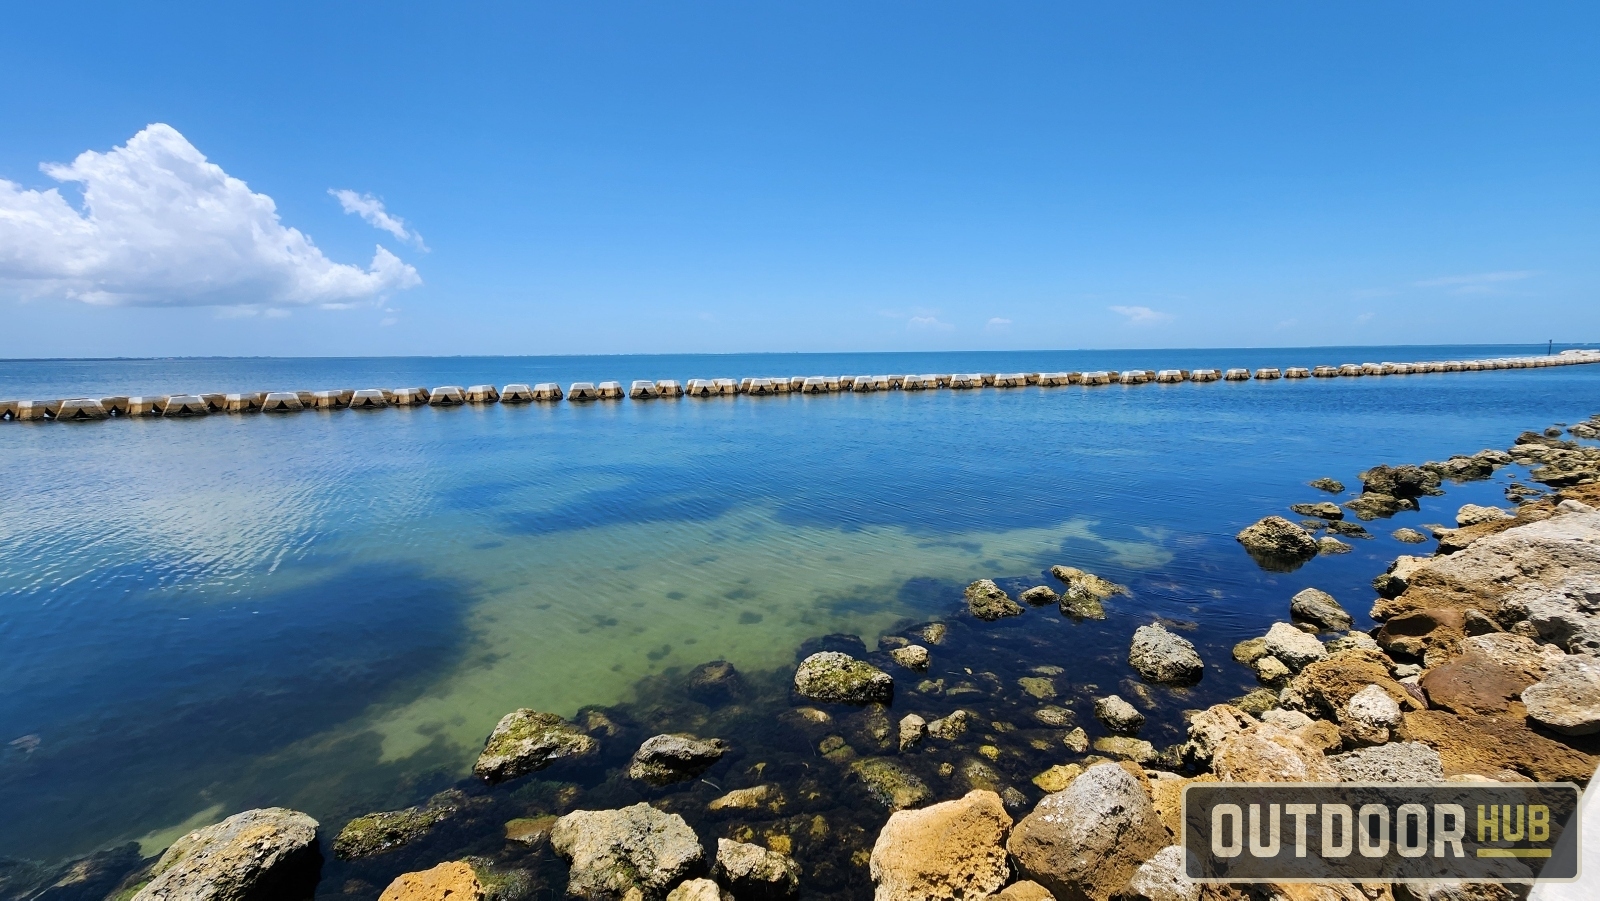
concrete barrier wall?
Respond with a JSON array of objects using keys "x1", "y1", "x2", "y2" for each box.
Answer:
[{"x1": 9, "y1": 351, "x2": 1599, "y2": 424}]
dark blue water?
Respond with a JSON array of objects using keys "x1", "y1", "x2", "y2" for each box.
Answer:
[{"x1": 1, "y1": 345, "x2": 1594, "y2": 865}]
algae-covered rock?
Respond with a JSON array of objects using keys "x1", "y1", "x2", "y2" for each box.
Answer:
[
  {"x1": 1235, "y1": 517, "x2": 1318, "y2": 570},
  {"x1": 685, "y1": 660, "x2": 746, "y2": 704},
  {"x1": 1050, "y1": 566, "x2": 1126, "y2": 619},
  {"x1": 707, "y1": 784, "x2": 785, "y2": 814},
  {"x1": 965, "y1": 580, "x2": 1024, "y2": 621},
  {"x1": 1317, "y1": 536, "x2": 1353, "y2": 555},
  {"x1": 474, "y1": 709, "x2": 599, "y2": 784},
  {"x1": 1393, "y1": 527, "x2": 1429, "y2": 544},
  {"x1": 1310, "y1": 477, "x2": 1345, "y2": 494},
  {"x1": 793, "y1": 651, "x2": 894, "y2": 704},
  {"x1": 550, "y1": 803, "x2": 704, "y2": 899},
  {"x1": 1092, "y1": 736, "x2": 1155, "y2": 763},
  {"x1": 868, "y1": 790, "x2": 1011, "y2": 901},
  {"x1": 713, "y1": 839, "x2": 800, "y2": 901},
  {"x1": 1032, "y1": 763, "x2": 1083, "y2": 793},
  {"x1": 1127, "y1": 624, "x2": 1204, "y2": 685},
  {"x1": 627, "y1": 733, "x2": 729, "y2": 786},
  {"x1": 849, "y1": 757, "x2": 932, "y2": 810},
  {"x1": 131, "y1": 808, "x2": 321, "y2": 901},
  {"x1": 335, "y1": 792, "x2": 461, "y2": 859},
  {"x1": 889, "y1": 645, "x2": 930, "y2": 671}
]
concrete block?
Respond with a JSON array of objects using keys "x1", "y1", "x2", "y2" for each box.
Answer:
[
  {"x1": 261, "y1": 392, "x2": 303, "y2": 412},
  {"x1": 1081, "y1": 371, "x2": 1111, "y2": 386},
  {"x1": 800, "y1": 377, "x2": 827, "y2": 394},
  {"x1": 850, "y1": 376, "x2": 876, "y2": 392},
  {"x1": 223, "y1": 393, "x2": 262, "y2": 413},
  {"x1": 1116, "y1": 371, "x2": 1143, "y2": 385},
  {"x1": 1361, "y1": 363, "x2": 1383, "y2": 375},
  {"x1": 567, "y1": 382, "x2": 599, "y2": 401},
  {"x1": 1024, "y1": 372, "x2": 1041, "y2": 385},
  {"x1": 711, "y1": 378, "x2": 737, "y2": 395},
  {"x1": 1254, "y1": 368, "x2": 1281, "y2": 380},
  {"x1": 1284, "y1": 367, "x2": 1310, "y2": 378},
  {"x1": 337, "y1": 389, "x2": 355, "y2": 405},
  {"x1": 0, "y1": 400, "x2": 17, "y2": 420},
  {"x1": 597, "y1": 381, "x2": 624, "y2": 399},
  {"x1": 349, "y1": 389, "x2": 388, "y2": 409},
  {"x1": 163, "y1": 395, "x2": 211, "y2": 416},
  {"x1": 1155, "y1": 370, "x2": 1185, "y2": 383},
  {"x1": 429, "y1": 386, "x2": 467, "y2": 406},
  {"x1": 950, "y1": 374, "x2": 981, "y2": 389},
  {"x1": 933, "y1": 374, "x2": 953, "y2": 387},
  {"x1": 100, "y1": 396, "x2": 130, "y2": 415},
  {"x1": 978, "y1": 373, "x2": 997, "y2": 386},
  {"x1": 310, "y1": 390, "x2": 345, "y2": 409},
  {"x1": 54, "y1": 398, "x2": 110, "y2": 421},
  {"x1": 629, "y1": 380, "x2": 659, "y2": 399},
  {"x1": 390, "y1": 387, "x2": 429, "y2": 405},
  {"x1": 1223, "y1": 368, "x2": 1251, "y2": 381},
  {"x1": 745, "y1": 378, "x2": 776, "y2": 396},
  {"x1": 769, "y1": 377, "x2": 791, "y2": 393},
  {"x1": 886, "y1": 375, "x2": 906, "y2": 388},
  {"x1": 655, "y1": 380, "x2": 684, "y2": 397},
  {"x1": 821, "y1": 377, "x2": 843, "y2": 392},
  {"x1": 15, "y1": 400, "x2": 54, "y2": 421},
  {"x1": 501, "y1": 384, "x2": 536, "y2": 403},
  {"x1": 1443, "y1": 361, "x2": 1463, "y2": 372},
  {"x1": 1337, "y1": 364, "x2": 1363, "y2": 376},
  {"x1": 902, "y1": 375, "x2": 928, "y2": 390},
  {"x1": 295, "y1": 390, "x2": 316, "y2": 406},
  {"x1": 1312, "y1": 366, "x2": 1339, "y2": 377},
  {"x1": 532, "y1": 383, "x2": 564, "y2": 401},
  {"x1": 465, "y1": 385, "x2": 500, "y2": 403},
  {"x1": 994, "y1": 373, "x2": 1028, "y2": 387}
]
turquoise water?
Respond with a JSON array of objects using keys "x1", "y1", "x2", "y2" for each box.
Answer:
[{"x1": 1, "y1": 345, "x2": 1595, "y2": 867}]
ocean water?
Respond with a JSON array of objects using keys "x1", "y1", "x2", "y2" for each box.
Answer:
[{"x1": 0, "y1": 345, "x2": 1595, "y2": 876}]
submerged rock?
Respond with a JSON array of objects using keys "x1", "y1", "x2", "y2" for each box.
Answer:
[
  {"x1": 889, "y1": 645, "x2": 930, "y2": 672},
  {"x1": 898, "y1": 714, "x2": 928, "y2": 752},
  {"x1": 1007, "y1": 763, "x2": 1167, "y2": 901},
  {"x1": 1032, "y1": 763, "x2": 1083, "y2": 793},
  {"x1": 927, "y1": 709, "x2": 971, "y2": 740},
  {"x1": 685, "y1": 660, "x2": 746, "y2": 704},
  {"x1": 793, "y1": 652, "x2": 894, "y2": 704},
  {"x1": 1310, "y1": 477, "x2": 1345, "y2": 494},
  {"x1": 849, "y1": 757, "x2": 932, "y2": 810},
  {"x1": 1092, "y1": 736, "x2": 1156, "y2": 763},
  {"x1": 550, "y1": 803, "x2": 704, "y2": 899},
  {"x1": 965, "y1": 580, "x2": 1024, "y2": 621},
  {"x1": 131, "y1": 808, "x2": 321, "y2": 901},
  {"x1": 335, "y1": 791, "x2": 461, "y2": 859},
  {"x1": 1019, "y1": 585, "x2": 1058, "y2": 605},
  {"x1": 713, "y1": 839, "x2": 799, "y2": 901},
  {"x1": 627, "y1": 733, "x2": 729, "y2": 786},
  {"x1": 1127, "y1": 624, "x2": 1204, "y2": 685},
  {"x1": 1291, "y1": 501, "x2": 1344, "y2": 520},
  {"x1": 666, "y1": 879, "x2": 729, "y2": 901},
  {"x1": 1289, "y1": 588, "x2": 1353, "y2": 631},
  {"x1": 1236, "y1": 517, "x2": 1318, "y2": 569},
  {"x1": 474, "y1": 710, "x2": 599, "y2": 784},
  {"x1": 1050, "y1": 565, "x2": 1127, "y2": 619},
  {"x1": 868, "y1": 790, "x2": 1012, "y2": 901},
  {"x1": 707, "y1": 784, "x2": 785, "y2": 814}
]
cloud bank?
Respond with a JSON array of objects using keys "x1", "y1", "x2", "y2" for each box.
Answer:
[
  {"x1": 330, "y1": 189, "x2": 427, "y2": 250},
  {"x1": 0, "y1": 124, "x2": 420, "y2": 307}
]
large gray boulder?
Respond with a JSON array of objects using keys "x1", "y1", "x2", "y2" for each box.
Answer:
[
  {"x1": 1007, "y1": 763, "x2": 1167, "y2": 901},
  {"x1": 713, "y1": 839, "x2": 800, "y2": 901},
  {"x1": 474, "y1": 709, "x2": 599, "y2": 784},
  {"x1": 131, "y1": 808, "x2": 321, "y2": 901},
  {"x1": 1236, "y1": 517, "x2": 1318, "y2": 570},
  {"x1": 627, "y1": 734, "x2": 730, "y2": 786},
  {"x1": 1290, "y1": 588, "x2": 1353, "y2": 631},
  {"x1": 550, "y1": 803, "x2": 704, "y2": 899},
  {"x1": 1127, "y1": 624, "x2": 1204, "y2": 685},
  {"x1": 1521, "y1": 656, "x2": 1600, "y2": 735},
  {"x1": 868, "y1": 790, "x2": 1012, "y2": 901},
  {"x1": 793, "y1": 652, "x2": 894, "y2": 704}
]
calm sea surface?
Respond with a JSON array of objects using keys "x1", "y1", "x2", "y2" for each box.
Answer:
[{"x1": 1, "y1": 345, "x2": 1596, "y2": 865}]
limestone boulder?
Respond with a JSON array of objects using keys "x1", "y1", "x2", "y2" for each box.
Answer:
[
  {"x1": 793, "y1": 652, "x2": 894, "y2": 704},
  {"x1": 1281, "y1": 650, "x2": 1417, "y2": 721},
  {"x1": 1180, "y1": 705, "x2": 1255, "y2": 767},
  {"x1": 1457, "y1": 504, "x2": 1514, "y2": 527},
  {"x1": 549, "y1": 803, "x2": 705, "y2": 899},
  {"x1": 1263, "y1": 623, "x2": 1326, "y2": 672},
  {"x1": 1020, "y1": 585, "x2": 1059, "y2": 606},
  {"x1": 966, "y1": 580, "x2": 1024, "y2": 621},
  {"x1": 1521, "y1": 656, "x2": 1600, "y2": 735},
  {"x1": 1007, "y1": 763, "x2": 1167, "y2": 901},
  {"x1": 868, "y1": 790, "x2": 1012, "y2": 901},
  {"x1": 377, "y1": 861, "x2": 483, "y2": 901},
  {"x1": 1328, "y1": 742, "x2": 1444, "y2": 782},
  {"x1": 1289, "y1": 589, "x2": 1353, "y2": 632},
  {"x1": 1419, "y1": 651, "x2": 1543, "y2": 716},
  {"x1": 627, "y1": 734, "x2": 729, "y2": 786},
  {"x1": 1122, "y1": 846, "x2": 1198, "y2": 901},
  {"x1": 1211, "y1": 723, "x2": 1337, "y2": 782},
  {"x1": 1397, "y1": 709, "x2": 1598, "y2": 782},
  {"x1": 898, "y1": 714, "x2": 928, "y2": 752},
  {"x1": 890, "y1": 645, "x2": 930, "y2": 672},
  {"x1": 474, "y1": 710, "x2": 599, "y2": 784},
  {"x1": 713, "y1": 839, "x2": 799, "y2": 901},
  {"x1": 1236, "y1": 517, "x2": 1318, "y2": 570},
  {"x1": 1360, "y1": 464, "x2": 1442, "y2": 499},
  {"x1": 1341, "y1": 684, "x2": 1402, "y2": 746},
  {"x1": 666, "y1": 879, "x2": 729, "y2": 901},
  {"x1": 994, "y1": 882, "x2": 1056, "y2": 901},
  {"x1": 131, "y1": 808, "x2": 321, "y2": 901},
  {"x1": 1094, "y1": 695, "x2": 1145, "y2": 735},
  {"x1": 1127, "y1": 624, "x2": 1204, "y2": 685},
  {"x1": 1290, "y1": 502, "x2": 1344, "y2": 521}
]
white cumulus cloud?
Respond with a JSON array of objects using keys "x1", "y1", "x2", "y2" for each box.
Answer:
[
  {"x1": 0, "y1": 124, "x2": 420, "y2": 307},
  {"x1": 1109, "y1": 305, "x2": 1172, "y2": 325},
  {"x1": 330, "y1": 188, "x2": 427, "y2": 250}
]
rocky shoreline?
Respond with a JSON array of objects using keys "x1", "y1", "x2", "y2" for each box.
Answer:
[{"x1": 7, "y1": 415, "x2": 1600, "y2": 901}]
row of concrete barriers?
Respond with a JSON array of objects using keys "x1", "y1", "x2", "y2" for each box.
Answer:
[{"x1": 5, "y1": 350, "x2": 1599, "y2": 421}]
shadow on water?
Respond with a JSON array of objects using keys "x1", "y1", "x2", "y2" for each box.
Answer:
[{"x1": 0, "y1": 563, "x2": 475, "y2": 860}]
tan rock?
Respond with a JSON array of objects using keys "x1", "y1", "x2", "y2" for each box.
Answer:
[
  {"x1": 1211, "y1": 722, "x2": 1337, "y2": 782},
  {"x1": 708, "y1": 784, "x2": 785, "y2": 813},
  {"x1": 869, "y1": 790, "x2": 1012, "y2": 901},
  {"x1": 1123, "y1": 845, "x2": 1198, "y2": 901},
  {"x1": 378, "y1": 861, "x2": 484, "y2": 901},
  {"x1": 994, "y1": 881, "x2": 1057, "y2": 901},
  {"x1": 1008, "y1": 763, "x2": 1166, "y2": 901},
  {"x1": 1180, "y1": 705, "x2": 1254, "y2": 766},
  {"x1": 1281, "y1": 650, "x2": 1416, "y2": 720},
  {"x1": 1033, "y1": 764, "x2": 1083, "y2": 793},
  {"x1": 665, "y1": 878, "x2": 729, "y2": 901},
  {"x1": 1396, "y1": 709, "x2": 1598, "y2": 781}
]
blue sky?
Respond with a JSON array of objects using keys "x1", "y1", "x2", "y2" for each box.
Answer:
[{"x1": 1, "y1": 2, "x2": 1596, "y2": 357}]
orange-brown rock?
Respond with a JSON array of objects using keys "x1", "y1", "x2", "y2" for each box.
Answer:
[
  {"x1": 1396, "y1": 708, "x2": 1599, "y2": 782},
  {"x1": 1418, "y1": 651, "x2": 1543, "y2": 716},
  {"x1": 1375, "y1": 609, "x2": 1467, "y2": 663},
  {"x1": 1150, "y1": 774, "x2": 1215, "y2": 839},
  {"x1": 1282, "y1": 650, "x2": 1415, "y2": 720},
  {"x1": 869, "y1": 789, "x2": 1012, "y2": 901},
  {"x1": 378, "y1": 861, "x2": 484, "y2": 901},
  {"x1": 995, "y1": 882, "x2": 1057, "y2": 901}
]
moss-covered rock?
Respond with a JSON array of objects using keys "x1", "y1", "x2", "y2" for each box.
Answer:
[
  {"x1": 793, "y1": 652, "x2": 894, "y2": 704},
  {"x1": 965, "y1": 580, "x2": 1023, "y2": 621},
  {"x1": 473, "y1": 709, "x2": 598, "y2": 784},
  {"x1": 335, "y1": 792, "x2": 462, "y2": 860}
]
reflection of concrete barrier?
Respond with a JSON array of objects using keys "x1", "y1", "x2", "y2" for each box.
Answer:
[
  {"x1": 1081, "y1": 371, "x2": 1111, "y2": 386},
  {"x1": 430, "y1": 386, "x2": 467, "y2": 406},
  {"x1": 995, "y1": 373, "x2": 1028, "y2": 387},
  {"x1": 629, "y1": 380, "x2": 659, "y2": 399},
  {"x1": 1284, "y1": 367, "x2": 1310, "y2": 379},
  {"x1": 800, "y1": 377, "x2": 827, "y2": 394},
  {"x1": 223, "y1": 393, "x2": 261, "y2": 413},
  {"x1": 163, "y1": 395, "x2": 211, "y2": 416},
  {"x1": 1254, "y1": 368, "x2": 1281, "y2": 380},
  {"x1": 390, "y1": 387, "x2": 429, "y2": 405},
  {"x1": 655, "y1": 380, "x2": 683, "y2": 397},
  {"x1": 1190, "y1": 369, "x2": 1220, "y2": 382},
  {"x1": 261, "y1": 392, "x2": 303, "y2": 412},
  {"x1": 501, "y1": 384, "x2": 535, "y2": 403},
  {"x1": 55, "y1": 399, "x2": 110, "y2": 421},
  {"x1": 597, "y1": 381, "x2": 624, "y2": 399},
  {"x1": 567, "y1": 382, "x2": 599, "y2": 401},
  {"x1": 1224, "y1": 368, "x2": 1251, "y2": 381},
  {"x1": 101, "y1": 396, "x2": 130, "y2": 415},
  {"x1": 349, "y1": 389, "x2": 388, "y2": 409},
  {"x1": 465, "y1": 385, "x2": 500, "y2": 403},
  {"x1": 532, "y1": 383, "x2": 563, "y2": 401}
]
